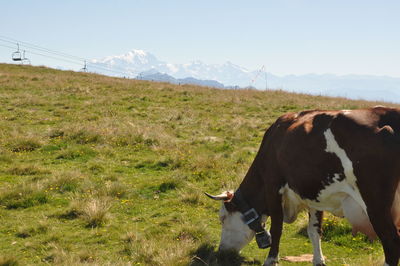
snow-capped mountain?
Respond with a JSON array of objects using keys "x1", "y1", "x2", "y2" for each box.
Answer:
[
  {"x1": 90, "y1": 49, "x2": 256, "y2": 87},
  {"x1": 90, "y1": 49, "x2": 400, "y2": 103},
  {"x1": 91, "y1": 50, "x2": 165, "y2": 77}
]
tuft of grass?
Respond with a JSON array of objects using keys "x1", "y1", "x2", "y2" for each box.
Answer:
[
  {"x1": 3, "y1": 192, "x2": 48, "y2": 209},
  {"x1": 158, "y1": 181, "x2": 178, "y2": 193},
  {"x1": 180, "y1": 189, "x2": 204, "y2": 206},
  {"x1": 88, "y1": 163, "x2": 105, "y2": 174},
  {"x1": 68, "y1": 129, "x2": 103, "y2": 144},
  {"x1": 48, "y1": 129, "x2": 64, "y2": 139},
  {"x1": 0, "y1": 256, "x2": 18, "y2": 266},
  {"x1": 55, "y1": 146, "x2": 96, "y2": 161},
  {"x1": 16, "y1": 221, "x2": 48, "y2": 238},
  {"x1": 104, "y1": 181, "x2": 127, "y2": 198},
  {"x1": 0, "y1": 182, "x2": 48, "y2": 209},
  {"x1": 113, "y1": 133, "x2": 160, "y2": 148},
  {"x1": 122, "y1": 235, "x2": 195, "y2": 265},
  {"x1": 45, "y1": 171, "x2": 82, "y2": 193},
  {"x1": 135, "y1": 157, "x2": 181, "y2": 171},
  {"x1": 80, "y1": 197, "x2": 112, "y2": 228},
  {"x1": 8, "y1": 138, "x2": 41, "y2": 152},
  {"x1": 6, "y1": 165, "x2": 50, "y2": 176}
]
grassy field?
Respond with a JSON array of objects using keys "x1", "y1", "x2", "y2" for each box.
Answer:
[{"x1": 0, "y1": 63, "x2": 397, "y2": 265}]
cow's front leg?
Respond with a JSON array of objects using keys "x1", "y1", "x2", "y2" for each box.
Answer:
[
  {"x1": 264, "y1": 198, "x2": 283, "y2": 266},
  {"x1": 308, "y1": 209, "x2": 325, "y2": 266}
]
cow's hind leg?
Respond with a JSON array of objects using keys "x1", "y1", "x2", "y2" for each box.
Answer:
[
  {"x1": 308, "y1": 209, "x2": 325, "y2": 266},
  {"x1": 359, "y1": 174, "x2": 400, "y2": 266},
  {"x1": 368, "y1": 209, "x2": 400, "y2": 266}
]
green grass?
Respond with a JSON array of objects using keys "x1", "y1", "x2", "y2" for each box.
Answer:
[{"x1": 0, "y1": 63, "x2": 396, "y2": 265}]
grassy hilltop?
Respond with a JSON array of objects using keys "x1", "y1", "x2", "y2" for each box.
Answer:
[{"x1": 0, "y1": 63, "x2": 396, "y2": 265}]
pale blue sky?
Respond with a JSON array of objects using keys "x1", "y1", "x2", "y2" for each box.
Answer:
[{"x1": 0, "y1": 0, "x2": 399, "y2": 76}]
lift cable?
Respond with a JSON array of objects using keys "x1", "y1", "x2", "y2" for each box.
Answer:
[
  {"x1": 0, "y1": 39, "x2": 138, "y2": 77},
  {"x1": 0, "y1": 36, "x2": 139, "y2": 75}
]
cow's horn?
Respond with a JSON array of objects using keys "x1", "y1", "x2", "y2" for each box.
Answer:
[{"x1": 204, "y1": 191, "x2": 232, "y2": 201}]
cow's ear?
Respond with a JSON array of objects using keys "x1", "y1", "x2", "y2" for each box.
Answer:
[{"x1": 204, "y1": 191, "x2": 233, "y2": 201}]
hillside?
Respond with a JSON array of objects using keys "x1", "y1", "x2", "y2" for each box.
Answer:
[{"x1": 0, "y1": 63, "x2": 396, "y2": 265}]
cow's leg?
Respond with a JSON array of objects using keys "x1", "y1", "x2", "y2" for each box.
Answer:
[
  {"x1": 307, "y1": 209, "x2": 325, "y2": 266},
  {"x1": 367, "y1": 209, "x2": 400, "y2": 266},
  {"x1": 264, "y1": 196, "x2": 283, "y2": 266},
  {"x1": 358, "y1": 173, "x2": 400, "y2": 266}
]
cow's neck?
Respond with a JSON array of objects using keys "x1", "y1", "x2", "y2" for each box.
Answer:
[{"x1": 237, "y1": 159, "x2": 269, "y2": 216}]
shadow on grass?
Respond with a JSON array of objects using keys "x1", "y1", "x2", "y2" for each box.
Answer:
[
  {"x1": 189, "y1": 243, "x2": 261, "y2": 266},
  {"x1": 297, "y1": 222, "x2": 353, "y2": 241},
  {"x1": 296, "y1": 225, "x2": 308, "y2": 238}
]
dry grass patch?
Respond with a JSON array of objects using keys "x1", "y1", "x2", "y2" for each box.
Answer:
[
  {"x1": 81, "y1": 198, "x2": 111, "y2": 227},
  {"x1": 122, "y1": 234, "x2": 194, "y2": 265},
  {"x1": 7, "y1": 138, "x2": 42, "y2": 152},
  {"x1": 65, "y1": 197, "x2": 112, "y2": 227},
  {"x1": 58, "y1": 196, "x2": 112, "y2": 227},
  {"x1": 0, "y1": 255, "x2": 18, "y2": 266},
  {"x1": 6, "y1": 164, "x2": 50, "y2": 176},
  {"x1": 179, "y1": 189, "x2": 204, "y2": 206}
]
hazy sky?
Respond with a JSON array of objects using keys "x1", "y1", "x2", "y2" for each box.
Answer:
[{"x1": 1, "y1": 0, "x2": 399, "y2": 76}]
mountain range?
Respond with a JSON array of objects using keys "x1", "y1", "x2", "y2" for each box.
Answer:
[{"x1": 90, "y1": 49, "x2": 400, "y2": 103}]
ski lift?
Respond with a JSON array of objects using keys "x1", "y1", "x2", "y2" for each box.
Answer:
[
  {"x1": 81, "y1": 60, "x2": 87, "y2": 72},
  {"x1": 12, "y1": 43, "x2": 22, "y2": 61},
  {"x1": 250, "y1": 65, "x2": 268, "y2": 90},
  {"x1": 21, "y1": 50, "x2": 30, "y2": 65}
]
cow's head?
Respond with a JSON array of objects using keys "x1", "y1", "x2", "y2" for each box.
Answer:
[{"x1": 205, "y1": 191, "x2": 255, "y2": 252}]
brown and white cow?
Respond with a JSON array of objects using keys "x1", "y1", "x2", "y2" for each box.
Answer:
[{"x1": 207, "y1": 106, "x2": 400, "y2": 266}]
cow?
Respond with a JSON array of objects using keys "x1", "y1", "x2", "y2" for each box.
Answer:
[{"x1": 206, "y1": 106, "x2": 400, "y2": 266}]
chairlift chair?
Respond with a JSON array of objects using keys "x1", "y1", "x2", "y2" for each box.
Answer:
[
  {"x1": 21, "y1": 50, "x2": 30, "y2": 65},
  {"x1": 12, "y1": 43, "x2": 22, "y2": 61},
  {"x1": 81, "y1": 60, "x2": 87, "y2": 72}
]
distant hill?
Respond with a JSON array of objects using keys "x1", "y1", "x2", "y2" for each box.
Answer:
[
  {"x1": 90, "y1": 49, "x2": 400, "y2": 103},
  {"x1": 137, "y1": 70, "x2": 225, "y2": 88}
]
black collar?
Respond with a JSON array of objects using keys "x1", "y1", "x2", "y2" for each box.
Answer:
[{"x1": 231, "y1": 189, "x2": 271, "y2": 249}]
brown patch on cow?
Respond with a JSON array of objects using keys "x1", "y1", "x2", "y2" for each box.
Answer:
[{"x1": 314, "y1": 211, "x2": 323, "y2": 236}]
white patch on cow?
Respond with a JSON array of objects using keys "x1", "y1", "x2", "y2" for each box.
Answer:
[
  {"x1": 323, "y1": 129, "x2": 367, "y2": 212},
  {"x1": 324, "y1": 129, "x2": 355, "y2": 185},
  {"x1": 218, "y1": 204, "x2": 255, "y2": 251}
]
